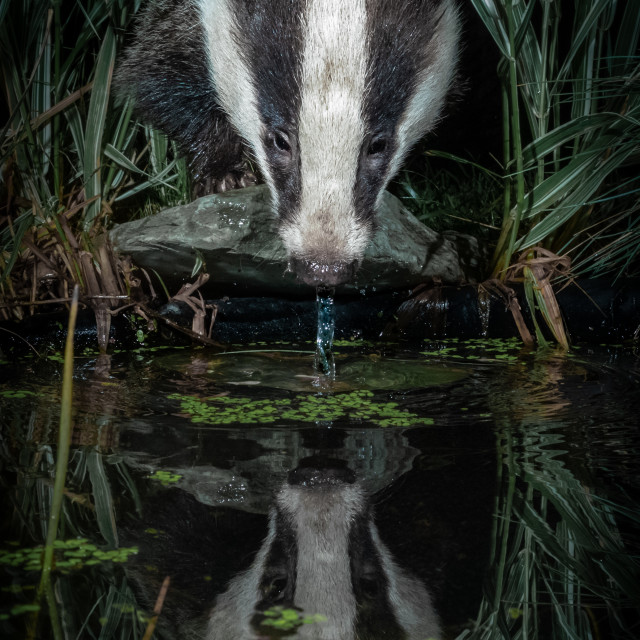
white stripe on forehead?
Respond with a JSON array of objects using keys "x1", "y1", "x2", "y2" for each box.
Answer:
[
  {"x1": 283, "y1": 0, "x2": 370, "y2": 260},
  {"x1": 279, "y1": 483, "x2": 365, "y2": 639},
  {"x1": 197, "y1": 0, "x2": 277, "y2": 205}
]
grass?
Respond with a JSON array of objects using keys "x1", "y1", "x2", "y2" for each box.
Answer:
[
  {"x1": 457, "y1": 0, "x2": 640, "y2": 347},
  {"x1": 472, "y1": 0, "x2": 639, "y2": 276},
  {"x1": 457, "y1": 423, "x2": 640, "y2": 640},
  {"x1": 32, "y1": 285, "x2": 78, "y2": 639},
  {"x1": 452, "y1": 347, "x2": 640, "y2": 640},
  {"x1": 0, "y1": 0, "x2": 189, "y2": 328},
  {"x1": 394, "y1": 161, "x2": 503, "y2": 237}
]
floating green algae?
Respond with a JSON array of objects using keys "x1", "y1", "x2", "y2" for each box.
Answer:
[
  {"x1": 260, "y1": 606, "x2": 326, "y2": 632},
  {"x1": 148, "y1": 470, "x2": 182, "y2": 486},
  {"x1": 0, "y1": 538, "x2": 138, "y2": 573},
  {"x1": 169, "y1": 389, "x2": 435, "y2": 428},
  {"x1": 0, "y1": 389, "x2": 38, "y2": 399},
  {"x1": 422, "y1": 337, "x2": 525, "y2": 363}
]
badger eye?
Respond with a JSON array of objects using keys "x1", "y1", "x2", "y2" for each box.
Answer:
[
  {"x1": 367, "y1": 137, "x2": 387, "y2": 156},
  {"x1": 264, "y1": 575, "x2": 288, "y2": 601},
  {"x1": 272, "y1": 130, "x2": 291, "y2": 153},
  {"x1": 360, "y1": 575, "x2": 380, "y2": 598}
]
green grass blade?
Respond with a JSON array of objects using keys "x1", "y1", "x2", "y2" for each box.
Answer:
[
  {"x1": 82, "y1": 24, "x2": 116, "y2": 230},
  {"x1": 518, "y1": 144, "x2": 636, "y2": 248},
  {"x1": 0, "y1": 210, "x2": 34, "y2": 285},
  {"x1": 34, "y1": 285, "x2": 79, "y2": 637},
  {"x1": 87, "y1": 449, "x2": 119, "y2": 549},
  {"x1": 103, "y1": 143, "x2": 147, "y2": 175}
]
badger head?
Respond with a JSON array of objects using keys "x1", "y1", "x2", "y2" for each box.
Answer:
[
  {"x1": 198, "y1": 0, "x2": 460, "y2": 286},
  {"x1": 204, "y1": 462, "x2": 441, "y2": 640}
]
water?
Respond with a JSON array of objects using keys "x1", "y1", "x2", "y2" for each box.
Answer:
[
  {"x1": 314, "y1": 286, "x2": 336, "y2": 377},
  {"x1": 0, "y1": 339, "x2": 639, "y2": 639}
]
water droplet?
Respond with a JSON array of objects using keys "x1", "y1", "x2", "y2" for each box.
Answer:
[{"x1": 314, "y1": 286, "x2": 336, "y2": 378}]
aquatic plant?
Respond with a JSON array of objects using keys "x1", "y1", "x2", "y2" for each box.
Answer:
[
  {"x1": 0, "y1": 539, "x2": 138, "y2": 573},
  {"x1": 456, "y1": 353, "x2": 640, "y2": 640},
  {"x1": 469, "y1": 0, "x2": 639, "y2": 345},
  {"x1": 0, "y1": 388, "x2": 38, "y2": 399},
  {"x1": 169, "y1": 389, "x2": 435, "y2": 428},
  {"x1": 421, "y1": 337, "x2": 524, "y2": 363},
  {"x1": 148, "y1": 470, "x2": 182, "y2": 487},
  {"x1": 471, "y1": 0, "x2": 639, "y2": 276},
  {"x1": 260, "y1": 606, "x2": 326, "y2": 632}
]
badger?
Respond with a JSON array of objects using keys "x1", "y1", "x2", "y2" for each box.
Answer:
[
  {"x1": 117, "y1": 0, "x2": 460, "y2": 287},
  {"x1": 204, "y1": 463, "x2": 441, "y2": 639}
]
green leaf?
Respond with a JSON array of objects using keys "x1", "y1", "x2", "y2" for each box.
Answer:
[
  {"x1": 87, "y1": 449, "x2": 118, "y2": 548},
  {"x1": 103, "y1": 143, "x2": 146, "y2": 175},
  {"x1": 82, "y1": 24, "x2": 116, "y2": 229}
]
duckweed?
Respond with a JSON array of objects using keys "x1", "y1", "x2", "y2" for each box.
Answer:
[
  {"x1": 260, "y1": 606, "x2": 326, "y2": 631},
  {"x1": 332, "y1": 338, "x2": 372, "y2": 348},
  {"x1": 148, "y1": 470, "x2": 182, "y2": 486},
  {"x1": 422, "y1": 337, "x2": 524, "y2": 363},
  {"x1": 169, "y1": 390, "x2": 434, "y2": 427},
  {"x1": 0, "y1": 538, "x2": 138, "y2": 573},
  {"x1": 0, "y1": 389, "x2": 38, "y2": 399}
]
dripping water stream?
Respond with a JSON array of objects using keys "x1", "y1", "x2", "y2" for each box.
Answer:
[{"x1": 314, "y1": 286, "x2": 336, "y2": 378}]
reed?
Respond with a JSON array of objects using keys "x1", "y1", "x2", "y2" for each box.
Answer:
[
  {"x1": 457, "y1": 411, "x2": 640, "y2": 639},
  {"x1": 26, "y1": 286, "x2": 77, "y2": 640},
  {"x1": 460, "y1": 0, "x2": 639, "y2": 345},
  {"x1": 473, "y1": 0, "x2": 638, "y2": 272},
  {"x1": 0, "y1": 0, "x2": 189, "y2": 321}
]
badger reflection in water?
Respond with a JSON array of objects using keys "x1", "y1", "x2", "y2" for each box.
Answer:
[{"x1": 205, "y1": 462, "x2": 440, "y2": 640}]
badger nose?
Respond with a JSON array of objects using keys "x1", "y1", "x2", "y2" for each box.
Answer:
[
  {"x1": 288, "y1": 461, "x2": 356, "y2": 487},
  {"x1": 289, "y1": 256, "x2": 358, "y2": 287}
]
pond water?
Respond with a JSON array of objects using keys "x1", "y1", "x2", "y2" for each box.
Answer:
[{"x1": 0, "y1": 338, "x2": 639, "y2": 639}]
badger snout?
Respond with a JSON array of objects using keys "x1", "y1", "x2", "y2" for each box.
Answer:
[
  {"x1": 283, "y1": 210, "x2": 371, "y2": 287},
  {"x1": 288, "y1": 461, "x2": 356, "y2": 487},
  {"x1": 289, "y1": 256, "x2": 359, "y2": 287}
]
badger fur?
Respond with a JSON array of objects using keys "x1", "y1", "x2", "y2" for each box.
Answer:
[
  {"x1": 205, "y1": 464, "x2": 441, "y2": 639},
  {"x1": 117, "y1": 0, "x2": 460, "y2": 286}
]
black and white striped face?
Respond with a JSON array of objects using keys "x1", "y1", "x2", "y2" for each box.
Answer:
[
  {"x1": 198, "y1": 0, "x2": 459, "y2": 286},
  {"x1": 204, "y1": 466, "x2": 440, "y2": 640}
]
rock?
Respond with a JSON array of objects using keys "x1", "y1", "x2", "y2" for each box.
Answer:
[{"x1": 110, "y1": 184, "x2": 485, "y2": 296}]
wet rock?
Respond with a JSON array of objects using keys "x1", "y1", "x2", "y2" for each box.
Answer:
[
  {"x1": 109, "y1": 184, "x2": 485, "y2": 296},
  {"x1": 122, "y1": 425, "x2": 419, "y2": 514}
]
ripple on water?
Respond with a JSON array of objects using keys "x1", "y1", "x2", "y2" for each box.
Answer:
[{"x1": 156, "y1": 350, "x2": 469, "y2": 393}]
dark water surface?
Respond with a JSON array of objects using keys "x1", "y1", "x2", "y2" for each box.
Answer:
[{"x1": 1, "y1": 339, "x2": 639, "y2": 639}]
